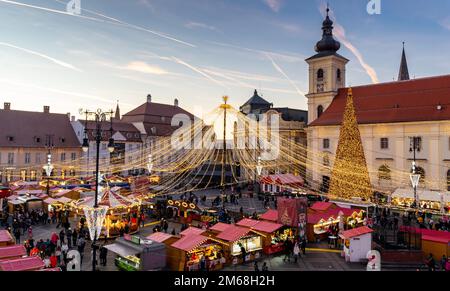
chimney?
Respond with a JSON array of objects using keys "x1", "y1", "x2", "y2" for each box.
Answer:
[
  {"x1": 147, "y1": 94, "x2": 152, "y2": 103},
  {"x1": 71, "y1": 116, "x2": 76, "y2": 122},
  {"x1": 174, "y1": 98, "x2": 179, "y2": 107},
  {"x1": 67, "y1": 113, "x2": 71, "y2": 119},
  {"x1": 4, "y1": 102, "x2": 10, "y2": 110},
  {"x1": 44, "y1": 106, "x2": 50, "y2": 113}
]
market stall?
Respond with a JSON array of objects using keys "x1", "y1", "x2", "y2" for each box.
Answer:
[
  {"x1": 391, "y1": 188, "x2": 450, "y2": 213},
  {"x1": 215, "y1": 225, "x2": 263, "y2": 264},
  {"x1": 236, "y1": 218, "x2": 284, "y2": 255},
  {"x1": 0, "y1": 245, "x2": 26, "y2": 261},
  {"x1": 168, "y1": 234, "x2": 225, "y2": 271},
  {"x1": 146, "y1": 232, "x2": 178, "y2": 246},
  {"x1": 105, "y1": 234, "x2": 166, "y2": 271},
  {"x1": 339, "y1": 226, "x2": 373, "y2": 263},
  {"x1": 51, "y1": 188, "x2": 81, "y2": 200},
  {"x1": 400, "y1": 226, "x2": 450, "y2": 260},
  {"x1": 166, "y1": 199, "x2": 202, "y2": 223},
  {"x1": 6, "y1": 195, "x2": 43, "y2": 214},
  {"x1": 0, "y1": 230, "x2": 15, "y2": 247},
  {"x1": 71, "y1": 187, "x2": 141, "y2": 238},
  {"x1": 43, "y1": 197, "x2": 72, "y2": 213},
  {"x1": 259, "y1": 174, "x2": 304, "y2": 194},
  {"x1": 0, "y1": 256, "x2": 44, "y2": 271},
  {"x1": 259, "y1": 209, "x2": 278, "y2": 223}
]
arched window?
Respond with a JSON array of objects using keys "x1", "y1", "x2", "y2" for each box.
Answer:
[
  {"x1": 317, "y1": 105, "x2": 324, "y2": 118},
  {"x1": 378, "y1": 165, "x2": 391, "y2": 181},
  {"x1": 447, "y1": 169, "x2": 450, "y2": 191},
  {"x1": 336, "y1": 69, "x2": 341, "y2": 81},
  {"x1": 317, "y1": 69, "x2": 324, "y2": 81}
]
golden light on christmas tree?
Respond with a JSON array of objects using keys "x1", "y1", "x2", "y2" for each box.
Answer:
[{"x1": 328, "y1": 88, "x2": 373, "y2": 201}]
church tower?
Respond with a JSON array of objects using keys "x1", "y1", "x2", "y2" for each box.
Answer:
[{"x1": 305, "y1": 6, "x2": 349, "y2": 124}]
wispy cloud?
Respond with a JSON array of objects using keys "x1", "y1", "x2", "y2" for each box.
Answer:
[
  {"x1": 0, "y1": 41, "x2": 82, "y2": 72},
  {"x1": 265, "y1": 53, "x2": 306, "y2": 97},
  {"x1": 319, "y1": 3, "x2": 379, "y2": 84},
  {"x1": 171, "y1": 57, "x2": 227, "y2": 88},
  {"x1": 440, "y1": 17, "x2": 450, "y2": 31},
  {"x1": 273, "y1": 22, "x2": 302, "y2": 34},
  {"x1": 185, "y1": 21, "x2": 218, "y2": 31},
  {"x1": 125, "y1": 61, "x2": 168, "y2": 75},
  {"x1": 263, "y1": 0, "x2": 283, "y2": 12}
]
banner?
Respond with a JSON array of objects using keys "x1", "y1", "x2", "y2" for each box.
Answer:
[{"x1": 277, "y1": 197, "x2": 308, "y2": 233}]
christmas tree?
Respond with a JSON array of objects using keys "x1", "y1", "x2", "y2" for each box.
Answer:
[{"x1": 328, "y1": 88, "x2": 373, "y2": 200}]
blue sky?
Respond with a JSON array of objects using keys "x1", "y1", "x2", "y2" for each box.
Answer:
[{"x1": 0, "y1": 0, "x2": 449, "y2": 117}]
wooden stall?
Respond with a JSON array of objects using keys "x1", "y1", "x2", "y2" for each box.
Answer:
[
  {"x1": 0, "y1": 230, "x2": 15, "y2": 247},
  {"x1": 0, "y1": 256, "x2": 44, "y2": 271},
  {"x1": 236, "y1": 218, "x2": 284, "y2": 254},
  {"x1": 0, "y1": 245, "x2": 26, "y2": 261}
]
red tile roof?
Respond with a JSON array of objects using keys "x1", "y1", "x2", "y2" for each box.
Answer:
[
  {"x1": 310, "y1": 75, "x2": 450, "y2": 126},
  {"x1": 310, "y1": 201, "x2": 334, "y2": 211},
  {"x1": 146, "y1": 232, "x2": 173, "y2": 243},
  {"x1": 0, "y1": 230, "x2": 13, "y2": 243},
  {"x1": 260, "y1": 209, "x2": 278, "y2": 222},
  {"x1": 0, "y1": 256, "x2": 45, "y2": 271},
  {"x1": 209, "y1": 223, "x2": 232, "y2": 232},
  {"x1": 180, "y1": 227, "x2": 205, "y2": 236},
  {"x1": 340, "y1": 226, "x2": 373, "y2": 239},
  {"x1": 0, "y1": 245, "x2": 26, "y2": 259},
  {"x1": 170, "y1": 234, "x2": 208, "y2": 252},
  {"x1": 216, "y1": 225, "x2": 251, "y2": 242}
]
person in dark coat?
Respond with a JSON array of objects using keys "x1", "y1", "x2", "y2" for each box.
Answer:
[{"x1": 99, "y1": 245, "x2": 108, "y2": 266}]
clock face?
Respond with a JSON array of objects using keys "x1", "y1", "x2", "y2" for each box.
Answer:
[{"x1": 317, "y1": 84, "x2": 324, "y2": 92}]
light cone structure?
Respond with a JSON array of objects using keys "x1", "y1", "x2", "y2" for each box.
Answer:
[{"x1": 328, "y1": 88, "x2": 373, "y2": 200}]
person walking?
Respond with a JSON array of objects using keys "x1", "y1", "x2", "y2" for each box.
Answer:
[
  {"x1": 293, "y1": 241, "x2": 300, "y2": 263},
  {"x1": 66, "y1": 228, "x2": 73, "y2": 249},
  {"x1": 300, "y1": 238, "x2": 306, "y2": 256},
  {"x1": 283, "y1": 239, "x2": 291, "y2": 262},
  {"x1": 13, "y1": 227, "x2": 21, "y2": 244},
  {"x1": 262, "y1": 262, "x2": 268, "y2": 272},
  {"x1": 59, "y1": 229, "x2": 65, "y2": 244},
  {"x1": 440, "y1": 255, "x2": 447, "y2": 271},
  {"x1": 254, "y1": 262, "x2": 260, "y2": 271},
  {"x1": 71, "y1": 229, "x2": 77, "y2": 248},
  {"x1": 99, "y1": 244, "x2": 108, "y2": 266},
  {"x1": 426, "y1": 253, "x2": 435, "y2": 271}
]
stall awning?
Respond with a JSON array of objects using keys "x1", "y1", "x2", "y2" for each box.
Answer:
[
  {"x1": 0, "y1": 256, "x2": 44, "y2": 271},
  {"x1": 146, "y1": 232, "x2": 173, "y2": 243},
  {"x1": 0, "y1": 245, "x2": 26, "y2": 259},
  {"x1": 210, "y1": 223, "x2": 232, "y2": 232},
  {"x1": 216, "y1": 226, "x2": 251, "y2": 242},
  {"x1": 339, "y1": 226, "x2": 373, "y2": 240},
  {"x1": 260, "y1": 209, "x2": 278, "y2": 222},
  {"x1": 180, "y1": 227, "x2": 205, "y2": 236},
  {"x1": 171, "y1": 234, "x2": 209, "y2": 252},
  {"x1": 391, "y1": 188, "x2": 449, "y2": 202},
  {"x1": 104, "y1": 243, "x2": 140, "y2": 258}
]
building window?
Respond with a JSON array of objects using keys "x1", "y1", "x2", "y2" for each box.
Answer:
[
  {"x1": 317, "y1": 69, "x2": 324, "y2": 81},
  {"x1": 378, "y1": 165, "x2": 391, "y2": 180},
  {"x1": 409, "y1": 137, "x2": 422, "y2": 152},
  {"x1": 35, "y1": 153, "x2": 41, "y2": 164},
  {"x1": 380, "y1": 138, "x2": 389, "y2": 149},
  {"x1": 7, "y1": 153, "x2": 14, "y2": 165},
  {"x1": 337, "y1": 69, "x2": 341, "y2": 81},
  {"x1": 317, "y1": 105, "x2": 324, "y2": 118},
  {"x1": 25, "y1": 153, "x2": 31, "y2": 164},
  {"x1": 71, "y1": 153, "x2": 76, "y2": 161},
  {"x1": 60, "y1": 153, "x2": 66, "y2": 162},
  {"x1": 323, "y1": 138, "x2": 330, "y2": 149}
]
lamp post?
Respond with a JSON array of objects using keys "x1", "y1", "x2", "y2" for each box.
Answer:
[
  {"x1": 43, "y1": 135, "x2": 54, "y2": 195},
  {"x1": 256, "y1": 156, "x2": 263, "y2": 196},
  {"x1": 80, "y1": 108, "x2": 115, "y2": 272},
  {"x1": 147, "y1": 154, "x2": 153, "y2": 174},
  {"x1": 220, "y1": 96, "x2": 231, "y2": 193},
  {"x1": 409, "y1": 137, "x2": 421, "y2": 209}
]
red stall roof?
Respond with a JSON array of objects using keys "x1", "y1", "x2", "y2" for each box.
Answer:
[
  {"x1": 307, "y1": 208, "x2": 357, "y2": 224},
  {"x1": 0, "y1": 230, "x2": 13, "y2": 243},
  {"x1": 210, "y1": 223, "x2": 232, "y2": 232},
  {"x1": 236, "y1": 218, "x2": 260, "y2": 228},
  {"x1": 171, "y1": 234, "x2": 209, "y2": 252},
  {"x1": 0, "y1": 245, "x2": 26, "y2": 259},
  {"x1": 180, "y1": 227, "x2": 205, "y2": 237},
  {"x1": 310, "y1": 201, "x2": 334, "y2": 211},
  {"x1": 400, "y1": 226, "x2": 450, "y2": 244},
  {"x1": 216, "y1": 226, "x2": 251, "y2": 242},
  {"x1": 0, "y1": 256, "x2": 44, "y2": 271},
  {"x1": 340, "y1": 226, "x2": 373, "y2": 239},
  {"x1": 260, "y1": 209, "x2": 278, "y2": 222},
  {"x1": 146, "y1": 232, "x2": 173, "y2": 243},
  {"x1": 236, "y1": 218, "x2": 283, "y2": 234}
]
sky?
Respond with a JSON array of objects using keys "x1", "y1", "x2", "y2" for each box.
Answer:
[{"x1": 0, "y1": 0, "x2": 450, "y2": 119}]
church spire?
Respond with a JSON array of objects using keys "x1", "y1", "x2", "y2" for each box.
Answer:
[
  {"x1": 398, "y1": 42, "x2": 410, "y2": 81},
  {"x1": 115, "y1": 100, "x2": 120, "y2": 120},
  {"x1": 314, "y1": 4, "x2": 341, "y2": 54}
]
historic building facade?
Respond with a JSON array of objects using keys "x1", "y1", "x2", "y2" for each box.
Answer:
[{"x1": 306, "y1": 9, "x2": 450, "y2": 194}]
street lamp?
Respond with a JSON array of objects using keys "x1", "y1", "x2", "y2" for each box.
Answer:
[
  {"x1": 80, "y1": 108, "x2": 114, "y2": 272},
  {"x1": 256, "y1": 156, "x2": 263, "y2": 176},
  {"x1": 43, "y1": 135, "x2": 54, "y2": 195},
  {"x1": 409, "y1": 137, "x2": 421, "y2": 209},
  {"x1": 147, "y1": 154, "x2": 153, "y2": 174}
]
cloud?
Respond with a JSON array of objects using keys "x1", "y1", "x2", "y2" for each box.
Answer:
[
  {"x1": 440, "y1": 17, "x2": 450, "y2": 30},
  {"x1": 137, "y1": 0, "x2": 153, "y2": 9},
  {"x1": 171, "y1": 57, "x2": 227, "y2": 88},
  {"x1": 125, "y1": 61, "x2": 168, "y2": 75},
  {"x1": 319, "y1": 3, "x2": 379, "y2": 84},
  {"x1": 0, "y1": 41, "x2": 82, "y2": 72},
  {"x1": 265, "y1": 53, "x2": 306, "y2": 97},
  {"x1": 185, "y1": 21, "x2": 217, "y2": 31},
  {"x1": 264, "y1": 0, "x2": 283, "y2": 12},
  {"x1": 273, "y1": 22, "x2": 302, "y2": 34}
]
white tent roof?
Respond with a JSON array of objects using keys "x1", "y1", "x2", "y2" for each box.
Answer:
[{"x1": 391, "y1": 188, "x2": 450, "y2": 202}]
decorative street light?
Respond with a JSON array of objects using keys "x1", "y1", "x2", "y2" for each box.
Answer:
[
  {"x1": 256, "y1": 156, "x2": 263, "y2": 176},
  {"x1": 409, "y1": 137, "x2": 421, "y2": 209},
  {"x1": 43, "y1": 135, "x2": 54, "y2": 195},
  {"x1": 147, "y1": 154, "x2": 153, "y2": 174},
  {"x1": 80, "y1": 108, "x2": 114, "y2": 272}
]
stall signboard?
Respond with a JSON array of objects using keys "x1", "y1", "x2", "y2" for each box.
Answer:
[{"x1": 277, "y1": 197, "x2": 308, "y2": 229}]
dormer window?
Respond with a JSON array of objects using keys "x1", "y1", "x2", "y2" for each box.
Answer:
[
  {"x1": 7, "y1": 136, "x2": 14, "y2": 142},
  {"x1": 151, "y1": 127, "x2": 156, "y2": 135},
  {"x1": 35, "y1": 137, "x2": 41, "y2": 143},
  {"x1": 60, "y1": 137, "x2": 65, "y2": 143}
]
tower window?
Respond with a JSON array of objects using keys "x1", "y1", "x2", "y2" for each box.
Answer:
[
  {"x1": 337, "y1": 69, "x2": 341, "y2": 81},
  {"x1": 317, "y1": 105, "x2": 324, "y2": 118},
  {"x1": 317, "y1": 69, "x2": 324, "y2": 81}
]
